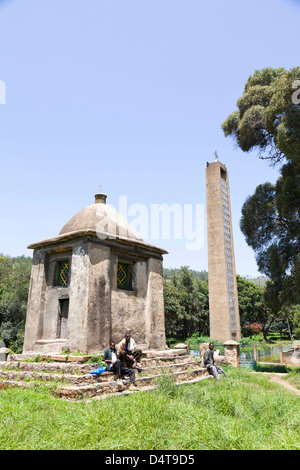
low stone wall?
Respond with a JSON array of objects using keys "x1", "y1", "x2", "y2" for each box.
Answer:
[
  {"x1": 224, "y1": 340, "x2": 240, "y2": 367},
  {"x1": 281, "y1": 346, "x2": 300, "y2": 366},
  {"x1": 0, "y1": 341, "x2": 11, "y2": 361}
]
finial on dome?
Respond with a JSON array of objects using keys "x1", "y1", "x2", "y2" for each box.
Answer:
[
  {"x1": 95, "y1": 185, "x2": 107, "y2": 204},
  {"x1": 95, "y1": 193, "x2": 107, "y2": 204}
]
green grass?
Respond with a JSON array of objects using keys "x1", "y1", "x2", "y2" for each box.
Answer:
[
  {"x1": 285, "y1": 369, "x2": 300, "y2": 390},
  {"x1": 255, "y1": 363, "x2": 300, "y2": 389},
  {"x1": 0, "y1": 368, "x2": 299, "y2": 450}
]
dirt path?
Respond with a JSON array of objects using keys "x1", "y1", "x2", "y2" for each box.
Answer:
[{"x1": 268, "y1": 374, "x2": 300, "y2": 396}]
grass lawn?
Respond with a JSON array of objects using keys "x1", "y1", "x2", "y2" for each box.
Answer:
[
  {"x1": 0, "y1": 368, "x2": 299, "y2": 450},
  {"x1": 255, "y1": 363, "x2": 300, "y2": 390}
]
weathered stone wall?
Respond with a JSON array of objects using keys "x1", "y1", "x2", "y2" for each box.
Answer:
[
  {"x1": 110, "y1": 255, "x2": 166, "y2": 350},
  {"x1": 23, "y1": 250, "x2": 48, "y2": 352},
  {"x1": 0, "y1": 341, "x2": 10, "y2": 361},
  {"x1": 23, "y1": 240, "x2": 166, "y2": 354},
  {"x1": 223, "y1": 340, "x2": 240, "y2": 367},
  {"x1": 42, "y1": 250, "x2": 72, "y2": 342},
  {"x1": 145, "y1": 258, "x2": 166, "y2": 350},
  {"x1": 86, "y1": 243, "x2": 111, "y2": 352},
  {"x1": 24, "y1": 243, "x2": 92, "y2": 354},
  {"x1": 281, "y1": 347, "x2": 300, "y2": 366},
  {"x1": 66, "y1": 242, "x2": 90, "y2": 352},
  {"x1": 111, "y1": 255, "x2": 148, "y2": 346}
]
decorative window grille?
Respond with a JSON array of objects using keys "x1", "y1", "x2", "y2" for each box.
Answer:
[
  {"x1": 117, "y1": 262, "x2": 132, "y2": 290},
  {"x1": 57, "y1": 260, "x2": 69, "y2": 287}
]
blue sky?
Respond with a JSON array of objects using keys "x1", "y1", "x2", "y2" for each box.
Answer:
[{"x1": 0, "y1": 0, "x2": 299, "y2": 276}]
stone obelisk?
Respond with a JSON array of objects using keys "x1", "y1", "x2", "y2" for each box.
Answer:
[{"x1": 206, "y1": 154, "x2": 241, "y2": 341}]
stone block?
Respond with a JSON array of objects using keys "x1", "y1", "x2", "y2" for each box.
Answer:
[{"x1": 67, "y1": 355, "x2": 92, "y2": 363}]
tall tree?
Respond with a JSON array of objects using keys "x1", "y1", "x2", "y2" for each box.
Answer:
[
  {"x1": 240, "y1": 162, "x2": 300, "y2": 305},
  {"x1": 163, "y1": 281, "x2": 186, "y2": 338},
  {"x1": 236, "y1": 275, "x2": 264, "y2": 326},
  {"x1": 221, "y1": 67, "x2": 300, "y2": 309},
  {"x1": 222, "y1": 66, "x2": 300, "y2": 167},
  {"x1": 163, "y1": 267, "x2": 209, "y2": 339}
]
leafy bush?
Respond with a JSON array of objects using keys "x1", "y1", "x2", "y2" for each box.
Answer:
[{"x1": 0, "y1": 255, "x2": 32, "y2": 353}]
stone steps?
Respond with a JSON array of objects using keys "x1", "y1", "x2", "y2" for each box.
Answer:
[
  {"x1": 0, "y1": 369, "x2": 91, "y2": 385},
  {"x1": 0, "y1": 361, "x2": 91, "y2": 374},
  {"x1": 55, "y1": 367, "x2": 209, "y2": 399},
  {"x1": 0, "y1": 353, "x2": 209, "y2": 400},
  {"x1": 140, "y1": 355, "x2": 196, "y2": 367},
  {"x1": 0, "y1": 358, "x2": 200, "y2": 382},
  {"x1": 0, "y1": 371, "x2": 209, "y2": 399},
  {"x1": 92, "y1": 375, "x2": 213, "y2": 400},
  {"x1": 0, "y1": 361, "x2": 205, "y2": 386}
]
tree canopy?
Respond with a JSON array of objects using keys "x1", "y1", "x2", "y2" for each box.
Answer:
[
  {"x1": 222, "y1": 66, "x2": 300, "y2": 324},
  {"x1": 240, "y1": 161, "x2": 300, "y2": 304},
  {"x1": 163, "y1": 266, "x2": 209, "y2": 339},
  {"x1": 222, "y1": 66, "x2": 300, "y2": 167},
  {"x1": 0, "y1": 255, "x2": 32, "y2": 352}
]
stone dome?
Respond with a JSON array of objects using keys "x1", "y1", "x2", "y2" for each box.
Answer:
[
  {"x1": 28, "y1": 193, "x2": 167, "y2": 254},
  {"x1": 59, "y1": 194, "x2": 143, "y2": 242}
]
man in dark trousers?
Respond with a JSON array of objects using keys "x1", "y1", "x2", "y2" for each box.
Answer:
[
  {"x1": 102, "y1": 340, "x2": 137, "y2": 391},
  {"x1": 204, "y1": 342, "x2": 227, "y2": 380},
  {"x1": 117, "y1": 332, "x2": 142, "y2": 369}
]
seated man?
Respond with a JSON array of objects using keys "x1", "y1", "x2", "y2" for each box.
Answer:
[
  {"x1": 117, "y1": 332, "x2": 142, "y2": 369},
  {"x1": 204, "y1": 342, "x2": 227, "y2": 380},
  {"x1": 102, "y1": 340, "x2": 137, "y2": 390}
]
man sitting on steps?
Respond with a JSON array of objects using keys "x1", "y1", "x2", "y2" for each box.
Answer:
[
  {"x1": 102, "y1": 340, "x2": 137, "y2": 391},
  {"x1": 117, "y1": 332, "x2": 143, "y2": 371},
  {"x1": 204, "y1": 342, "x2": 227, "y2": 380}
]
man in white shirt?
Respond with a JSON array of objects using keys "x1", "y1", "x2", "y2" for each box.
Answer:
[
  {"x1": 102, "y1": 340, "x2": 136, "y2": 390},
  {"x1": 117, "y1": 332, "x2": 143, "y2": 369}
]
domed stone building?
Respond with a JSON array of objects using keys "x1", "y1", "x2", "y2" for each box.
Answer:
[{"x1": 23, "y1": 194, "x2": 168, "y2": 354}]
